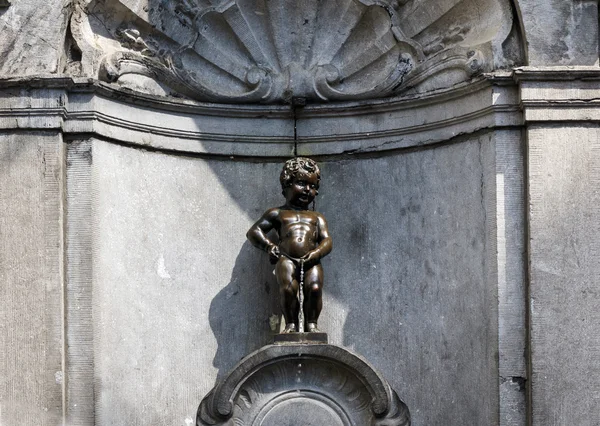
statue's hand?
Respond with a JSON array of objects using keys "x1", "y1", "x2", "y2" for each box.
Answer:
[
  {"x1": 301, "y1": 250, "x2": 320, "y2": 268},
  {"x1": 267, "y1": 244, "x2": 280, "y2": 264}
]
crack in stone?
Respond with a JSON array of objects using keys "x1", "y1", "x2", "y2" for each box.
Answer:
[{"x1": 478, "y1": 137, "x2": 487, "y2": 268}]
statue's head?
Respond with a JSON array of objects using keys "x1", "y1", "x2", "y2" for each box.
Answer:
[{"x1": 280, "y1": 157, "x2": 321, "y2": 207}]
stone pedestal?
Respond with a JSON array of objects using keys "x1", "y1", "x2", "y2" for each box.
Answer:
[
  {"x1": 273, "y1": 332, "x2": 328, "y2": 344},
  {"x1": 196, "y1": 343, "x2": 410, "y2": 426}
]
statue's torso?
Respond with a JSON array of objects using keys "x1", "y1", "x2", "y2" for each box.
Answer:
[{"x1": 277, "y1": 209, "x2": 320, "y2": 259}]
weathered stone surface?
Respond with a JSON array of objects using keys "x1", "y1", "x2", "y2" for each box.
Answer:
[
  {"x1": 0, "y1": 0, "x2": 70, "y2": 74},
  {"x1": 528, "y1": 124, "x2": 600, "y2": 426},
  {"x1": 500, "y1": 377, "x2": 527, "y2": 426},
  {"x1": 0, "y1": 132, "x2": 64, "y2": 425},
  {"x1": 297, "y1": 77, "x2": 521, "y2": 156},
  {"x1": 516, "y1": 0, "x2": 599, "y2": 65}
]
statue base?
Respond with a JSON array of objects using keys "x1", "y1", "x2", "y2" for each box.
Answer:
[
  {"x1": 273, "y1": 332, "x2": 328, "y2": 344},
  {"x1": 197, "y1": 343, "x2": 410, "y2": 426}
]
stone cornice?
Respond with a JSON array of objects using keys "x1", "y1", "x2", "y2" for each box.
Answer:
[
  {"x1": 513, "y1": 66, "x2": 600, "y2": 122},
  {"x1": 0, "y1": 75, "x2": 521, "y2": 157},
  {"x1": 513, "y1": 66, "x2": 600, "y2": 82}
]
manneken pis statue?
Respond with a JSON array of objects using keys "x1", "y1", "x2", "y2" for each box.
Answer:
[{"x1": 247, "y1": 158, "x2": 332, "y2": 333}]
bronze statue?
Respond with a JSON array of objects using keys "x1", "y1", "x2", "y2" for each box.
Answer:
[{"x1": 247, "y1": 158, "x2": 332, "y2": 333}]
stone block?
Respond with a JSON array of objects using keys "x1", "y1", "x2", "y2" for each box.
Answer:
[
  {"x1": 528, "y1": 124, "x2": 600, "y2": 425},
  {"x1": 495, "y1": 130, "x2": 527, "y2": 426},
  {"x1": 65, "y1": 139, "x2": 94, "y2": 424},
  {"x1": 0, "y1": 132, "x2": 64, "y2": 425}
]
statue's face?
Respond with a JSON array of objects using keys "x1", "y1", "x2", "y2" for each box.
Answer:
[{"x1": 284, "y1": 171, "x2": 319, "y2": 208}]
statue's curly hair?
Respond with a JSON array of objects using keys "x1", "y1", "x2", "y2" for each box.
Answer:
[{"x1": 280, "y1": 157, "x2": 321, "y2": 192}]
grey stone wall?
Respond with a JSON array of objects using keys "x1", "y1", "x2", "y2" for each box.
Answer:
[{"x1": 321, "y1": 137, "x2": 500, "y2": 426}]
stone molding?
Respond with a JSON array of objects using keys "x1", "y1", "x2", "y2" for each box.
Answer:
[
  {"x1": 0, "y1": 75, "x2": 520, "y2": 157},
  {"x1": 70, "y1": 0, "x2": 517, "y2": 104},
  {"x1": 514, "y1": 66, "x2": 600, "y2": 122},
  {"x1": 196, "y1": 344, "x2": 410, "y2": 426}
]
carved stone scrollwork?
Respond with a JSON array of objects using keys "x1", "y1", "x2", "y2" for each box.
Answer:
[
  {"x1": 196, "y1": 344, "x2": 410, "y2": 426},
  {"x1": 71, "y1": 0, "x2": 518, "y2": 103}
]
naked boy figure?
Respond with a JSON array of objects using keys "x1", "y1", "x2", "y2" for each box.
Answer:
[{"x1": 247, "y1": 158, "x2": 332, "y2": 333}]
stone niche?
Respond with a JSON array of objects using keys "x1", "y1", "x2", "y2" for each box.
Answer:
[{"x1": 11, "y1": 73, "x2": 519, "y2": 426}]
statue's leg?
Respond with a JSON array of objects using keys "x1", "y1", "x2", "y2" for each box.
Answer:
[
  {"x1": 303, "y1": 263, "x2": 323, "y2": 330},
  {"x1": 275, "y1": 257, "x2": 299, "y2": 331}
]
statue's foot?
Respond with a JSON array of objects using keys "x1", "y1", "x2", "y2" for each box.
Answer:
[
  {"x1": 282, "y1": 323, "x2": 297, "y2": 333},
  {"x1": 306, "y1": 322, "x2": 320, "y2": 333}
]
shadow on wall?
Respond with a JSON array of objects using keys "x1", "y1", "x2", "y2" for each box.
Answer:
[{"x1": 208, "y1": 240, "x2": 280, "y2": 379}]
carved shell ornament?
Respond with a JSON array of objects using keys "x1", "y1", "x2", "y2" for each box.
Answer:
[{"x1": 72, "y1": 0, "x2": 515, "y2": 103}]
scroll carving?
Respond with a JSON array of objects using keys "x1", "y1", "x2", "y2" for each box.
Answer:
[{"x1": 72, "y1": 0, "x2": 517, "y2": 103}]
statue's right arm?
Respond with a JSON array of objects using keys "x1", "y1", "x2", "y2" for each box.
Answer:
[{"x1": 246, "y1": 208, "x2": 279, "y2": 253}]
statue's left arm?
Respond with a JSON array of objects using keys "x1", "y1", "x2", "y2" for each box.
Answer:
[{"x1": 316, "y1": 214, "x2": 332, "y2": 258}]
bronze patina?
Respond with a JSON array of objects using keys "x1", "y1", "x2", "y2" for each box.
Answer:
[{"x1": 247, "y1": 158, "x2": 332, "y2": 333}]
